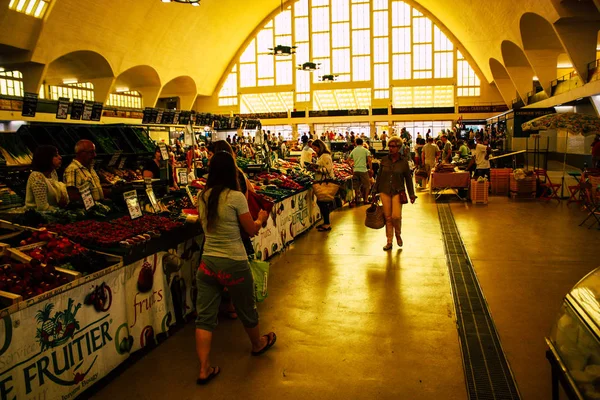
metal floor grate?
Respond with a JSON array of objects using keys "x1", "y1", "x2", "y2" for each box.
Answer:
[{"x1": 438, "y1": 204, "x2": 521, "y2": 400}]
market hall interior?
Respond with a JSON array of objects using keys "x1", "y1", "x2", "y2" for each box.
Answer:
[{"x1": 87, "y1": 193, "x2": 600, "y2": 400}]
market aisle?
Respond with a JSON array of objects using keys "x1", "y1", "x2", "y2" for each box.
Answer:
[
  {"x1": 451, "y1": 198, "x2": 600, "y2": 400},
  {"x1": 89, "y1": 198, "x2": 467, "y2": 400}
]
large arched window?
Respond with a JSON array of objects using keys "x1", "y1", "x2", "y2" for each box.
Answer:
[{"x1": 220, "y1": 0, "x2": 481, "y2": 112}]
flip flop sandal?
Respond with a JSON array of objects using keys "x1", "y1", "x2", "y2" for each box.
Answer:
[
  {"x1": 251, "y1": 332, "x2": 277, "y2": 356},
  {"x1": 196, "y1": 366, "x2": 220, "y2": 385}
]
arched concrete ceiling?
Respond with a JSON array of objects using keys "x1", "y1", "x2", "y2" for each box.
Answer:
[
  {"x1": 520, "y1": 13, "x2": 565, "y2": 92},
  {"x1": 44, "y1": 50, "x2": 113, "y2": 85},
  {"x1": 500, "y1": 41, "x2": 535, "y2": 101},
  {"x1": 490, "y1": 58, "x2": 516, "y2": 106},
  {"x1": 158, "y1": 76, "x2": 197, "y2": 110},
  {"x1": 1, "y1": 0, "x2": 597, "y2": 96},
  {"x1": 115, "y1": 65, "x2": 161, "y2": 90}
]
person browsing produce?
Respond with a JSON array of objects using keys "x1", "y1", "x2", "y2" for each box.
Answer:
[
  {"x1": 25, "y1": 145, "x2": 69, "y2": 211},
  {"x1": 300, "y1": 137, "x2": 315, "y2": 168},
  {"x1": 195, "y1": 151, "x2": 275, "y2": 385},
  {"x1": 143, "y1": 147, "x2": 162, "y2": 179},
  {"x1": 63, "y1": 139, "x2": 104, "y2": 201},
  {"x1": 311, "y1": 139, "x2": 335, "y2": 232},
  {"x1": 374, "y1": 136, "x2": 416, "y2": 251},
  {"x1": 348, "y1": 137, "x2": 373, "y2": 206}
]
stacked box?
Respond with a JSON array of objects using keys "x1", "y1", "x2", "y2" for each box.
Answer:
[
  {"x1": 470, "y1": 179, "x2": 489, "y2": 204},
  {"x1": 491, "y1": 168, "x2": 511, "y2": 195},
  {"x1": 510, "y1": 175, "x2": 537, "y2": 199}
]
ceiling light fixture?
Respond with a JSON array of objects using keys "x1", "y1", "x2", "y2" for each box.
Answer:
[
  {"x1": 116, "y1": 87, "x2": 130, "y2": 93},
  {"x1": 161, "y1": 0, "x2": 200, "y2": 6},
  {"x1": 62, "y1": 78, "x2": 78, "y2": 85}
]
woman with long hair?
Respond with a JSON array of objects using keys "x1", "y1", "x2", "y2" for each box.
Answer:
[
  {"x1": 311, "y1": 139, "x2": 335, "y2": 231},
  {"x1": 195, "y1": 152, "x2": 275, "y2": 385},
  {"x1": 374, "y1": 136, "x2": 416, "y2": 251},
  {"x1": 25, "y1": 145, "x2": 68, "y2": 211}
]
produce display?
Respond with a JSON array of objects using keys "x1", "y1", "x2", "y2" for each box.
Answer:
[
  {"x1": 332, "y1": 163, "x2": 353, "y2": 181},
  {"x1": 255, "y1": 172, "x2": 305, "y2": 190},
  {"x1": 98, "y1": 168, "x2": 144, "y2": 184},
  {"x1": 47, "y1": 215, "x2": 184, "y2": 248},
  {"x1": 0, "y1": 133, "x2": 33, "y2": 166},
  {"x1": 0, "y1": 256, "x2": 71, "y2": 299}
]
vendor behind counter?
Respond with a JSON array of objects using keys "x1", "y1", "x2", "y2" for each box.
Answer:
[{"x1": 25, "y1": 145, "x2": 69, "y2": 211}]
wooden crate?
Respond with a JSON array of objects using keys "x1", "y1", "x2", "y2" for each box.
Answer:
[
  {"x1": 491, "y1": 168, "x2": 511, "y2": 195},
  {"x1": 510, "y1": 175, "x2": 537, "y2": 199},
  {"x1": 470, "y1": 180, "x2": 489, "y2": 204}
]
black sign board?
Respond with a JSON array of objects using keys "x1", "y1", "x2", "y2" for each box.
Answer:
[
  {"x1": 163, "y1": 110, "x2": 174, "y2": 125},
  {"x1": 91, "y1": 102, "x2": 103, "y2": 121},
  {"x1": 156, "y1": 109, "x2": 164, "y2": 124},
  {"x1": 70, "y1": 99, "x2": 84, "y2": 120},
  {"x1": 56, "y1": 97, "x2": 70, "y2": 119},
  {"x1": 82, "y1": 101, "x2": 94, "y2": 121},
  {"x1": 458, "y1": 105, "x2": 509, "y2": 113},
  {"x1": 22, "y1": 92, "x2": 38, "y2": 117},
  {"x1": 179, "y1": 111, "x2": 190, "y2": 125},
  {"x1": 173, "y1": 111, "x2": 180, "y2": 125},
  {"x1": 513, "y1": 108, "x2": 556, "y2": 137},
  {"x1": 142, "y1": 107, "x2": 154, "y2": 124}
]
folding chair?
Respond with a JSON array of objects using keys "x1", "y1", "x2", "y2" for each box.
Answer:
[
  {"x1": 567, "y1": 173, "x2": 585, "y2": 206},
  {"x1": 534, "y1": 169, "x2": 561, "y2": 202},
  {"x1": 579, "y1": 181, "x2": 600, "y2": 229}
]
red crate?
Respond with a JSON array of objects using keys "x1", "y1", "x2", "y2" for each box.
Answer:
[{"x1": 470, "y1": 180, "x2": 489, "y2": 204}]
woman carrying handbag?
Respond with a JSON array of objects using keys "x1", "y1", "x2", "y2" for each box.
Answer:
[
  {"x1": 374, "y1": 136, "x2": 417, "y2": 251},
  {"x1": 311, "y1": 139, "x2": 336, "y2": 232}
]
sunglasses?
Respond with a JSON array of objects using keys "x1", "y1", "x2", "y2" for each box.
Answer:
[{"x1": 388, "y1": 145, "x2": 399, "y2": 148}]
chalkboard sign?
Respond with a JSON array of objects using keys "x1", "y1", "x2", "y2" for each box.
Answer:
[
  {"x1": 91, "y1": 102, "x2": 103, "y2": 121},
  {"x1": 71, "y1": 99, "x2": 84, "y2": 120},
  {"x1": 142, "y1": 107, "x2": 154, "y2": 124},
  {"x1": 22, "y1": 92, "x2": 38, "y2": 117},
  {"x1": 173, "y1": 111, "x2": 180, "y2": 125},
  {"x1": 82, "y1": 101, "x2": 94, "y2": 121},
  {"x1": 56, "y1": 98, "x2": 69, "y2": 120},
  {"x1": 156, "y1": 109, "x2": 164, "y2": 124}
]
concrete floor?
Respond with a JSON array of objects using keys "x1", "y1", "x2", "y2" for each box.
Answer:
[{"x1": 90, "y1": 191, "x2": 600, "y2": 400}]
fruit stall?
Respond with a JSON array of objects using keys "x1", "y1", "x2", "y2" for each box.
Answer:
[{"x1": 0, "y1": 124, "x2": 353, "y2": 399}]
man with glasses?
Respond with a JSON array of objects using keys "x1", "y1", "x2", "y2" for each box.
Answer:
[{"x1": 63, "y1": 139, "x2": 104, "y2": 201}]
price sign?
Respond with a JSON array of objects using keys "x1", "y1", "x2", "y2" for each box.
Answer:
[
  {"x1": 108, "y1": 151, "x2": 122, "y2": 167},
  {"x1": 118, "y1": 157, "x2": 127, "y2": 169},
  {"x1": 123, "y1": 190, "x2": 143, "y2": 220},
  {"x1": 186, "y1": 185, "x2": 200, "y2": 207},
  {"x1": 176, "y1": 168, "x2": 188, "y2": 186},
  {"x1": 158, "y1": 142, "x2": 169, "y2": 161},
  {"x1": 146, "y1": 188, "x2": 160, "y2": 213},
  {"x1": 79, "y1": 182, "x2": 95, "y2": 211}
]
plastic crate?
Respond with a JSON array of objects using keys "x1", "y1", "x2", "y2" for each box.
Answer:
[
  {"x1": 470, "y1": 179, "x2": 489, "y2": 204},
  {"x1": 491, "y1": 168, "x2": 511, "y2": 195}
]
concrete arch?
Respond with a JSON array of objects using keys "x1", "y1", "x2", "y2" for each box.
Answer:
[
  {"x1": 158, "y1": 75, "x2": 198, "y2": 110},
  {"x1": 554, "y1": 18, "x2": 599, "y2": 81},
  {"x1": 115, "y1": 65, "x2": 162, "y2": 108},
  {"x1": 500, "y1": 41, "x2": 536, "y2": 104},
  {"x1": 520, "y1": 13, "x2": 566, "y2": 94},
  {"x1": 490, "y1": 58, "x2": 517, "y2": 107},
  {"x1": 44, "y1": 50, "x2": 115, "y2": 103}
]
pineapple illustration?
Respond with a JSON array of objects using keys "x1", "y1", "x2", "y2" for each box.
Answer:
[{"x1": 35, "y1": 300, "x2": 81, "y2": 351}]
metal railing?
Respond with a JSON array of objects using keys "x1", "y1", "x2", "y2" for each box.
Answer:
[
  {"x1": 587, "y1": 59, "x2": 600, "y2": 83},
  {"x1": 551, "y1": 71, "x2": 582, "y2": 96}
]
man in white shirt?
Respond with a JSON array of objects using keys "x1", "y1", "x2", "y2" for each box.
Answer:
[
  {"x1": 348, "y1": 138, "x2": 373, "y2": 205},
  {"x1": 467, "y1": 139, "x2": 491, "y2": 179},
  {"x1": 421, "y1": 137, "x2": 439, "y2": 187},
  {"x1": 300, "y1": 137, "x2": 315, "y2": 168}
]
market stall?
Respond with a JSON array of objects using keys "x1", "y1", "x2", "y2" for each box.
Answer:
[
  {"x1": 429, "y1": 166, "x2": 471, "y2": 201},
  {"x1": 0, "y1": 122, "x2": 355, "y2": 398}
]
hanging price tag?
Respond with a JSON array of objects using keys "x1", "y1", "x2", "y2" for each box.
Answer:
[
  {"x1": 108, "y1": 151, "x2": 122, "y2": 167},
  {"x1": 146, "y1": 188, "x2": 160, "y2": 213},
  {"x1": 158, "y1": 142, "x2": 169, "y2": 161},
  {"x1": 79, "y1": 182, "x2": 95, "y2": 210},
  {"x1": 118, "y1": 157, "x2": 127, "y2": 169},
  {"x1": 177, "y1": 168, "x2": 188, "y2": 185},
  {"x1": 123, "y1": 190, "x2": 143, "y2": 220}
]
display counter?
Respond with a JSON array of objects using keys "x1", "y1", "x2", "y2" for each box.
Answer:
[{"x1": 429, "y1": 171, "x2": 471, "y2": 200}]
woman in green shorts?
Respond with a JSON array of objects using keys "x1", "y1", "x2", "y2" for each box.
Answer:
[{"x1": 195, "y1": 152, "x2": 276, "y2": 385}]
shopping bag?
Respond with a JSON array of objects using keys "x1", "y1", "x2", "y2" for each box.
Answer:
[
  {"x1": 249, "y1": 259, "x2": 270, "y2": 302},
  {"x1": 365, "y1": 201, "x2": 385, "y2": 229},
  {"x1": 312, "y1": 180, "x2": 340, "y2": 202}
]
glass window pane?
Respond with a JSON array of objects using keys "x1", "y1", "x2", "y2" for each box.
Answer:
[
  {"x1": 258, "y1": 78, "x2": 274, "y2": 86},
  {"x1": 312, "y1": 33, "x2": 330, "y2": 57},
  {"x1": 392, "y1": 27, "x2": 411, "y2": 53},
  {"x1": 296, "y1": 69, "x2": 311, "y2": 92},
  {"x1": 277, "y1": 35, "x2": 293, "y2": 47},
  {"x1": 331, "y1": 0, "x2": 350, "y2": 22},
  {"x1": 275, "y1": 10, "x2": 292, "y2": 35},
  {"x1": 312, "y1": 0, "x2": 329, "y2": 6},
  {"x1": 312, "y1": 7, "x2": 330, "y2": 32},
  {"x1": 413, "y1": 17, "x2": 432, "y2": 43},
  {"x1": 332, "y1": 22, "x2": 350, "y2": 48},
  {"x1": 240, "y1": 64, "x2": 257, "y2": 87},
  {"x1": 276, "y1": 61, "x2": 293, "y2": 85},
  {"x1": 257, "y1": 29, "x2": 273, "y2": 53},
  {"x1": 373, "y1": 0, "x2": 388, "y2": 11},
  {"x1": 351, "y1": 3, "x2": 370, "y2": 29},
  {"x1": 374, "y1": 37, "x2": 389, "y2": 62},
  {"x1": 295, "y1": 17, "x2": 309, "y2": 42},
  {"x1": 295, "y1": 0, "x2": 309, "y2": 17},
  {"x1": 434, "y1": 52, "x2": 453, "y2": 78},
  {"x1": 352, "y1": 56, "x2": 370, "y2": 81},
  {"x1": 392, "y1": 54, "x2": 411, "y2": 79},
  {"x1": 333, "y1": 48, "x2": 351, "y2": 73},
  {"x1": 413, "y1": 44, "x2": 432, "y2": 71},
  {"x1": 374, "y1": 64, "x2": 389, "y2": 89},
  {"x1": 296, "y1": 42, "x2": 310, "y2": 63},
  {"x1": 352, "y1": 30, "x2": 370, "y2": 55},
  {"x1": 391, "y1": 1, "x2": 410, "y2": 27},
  {"x1": 240, "y1": 39, "x2": 256, "y2": 63},
  {"x1": 434, "y1": 26, "x2": 453, "y2": 51},
  {"x1": 314, "y1": 58, "x2": 331, "y2": 83},
  {"x1": 373, "y1": 11, "x2": 388, "y2": 37},
  {"x1": 258, "y1": 54, "x2": 274, "y2": 78}
]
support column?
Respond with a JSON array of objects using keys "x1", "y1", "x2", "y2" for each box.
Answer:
[
  {"x1": 90, "y1": 77, "x2": 116, "y2": 105},
  {"x1": 137, "y1": 86, "x2": 162, "y2": 108},
  {"x1": 20, "y1": 63, "x2": 46, "y2": 95}
]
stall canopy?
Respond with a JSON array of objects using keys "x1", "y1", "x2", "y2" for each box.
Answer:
[{"x1": 521, "y1": 112, "x2": 600, "y2": 136}]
